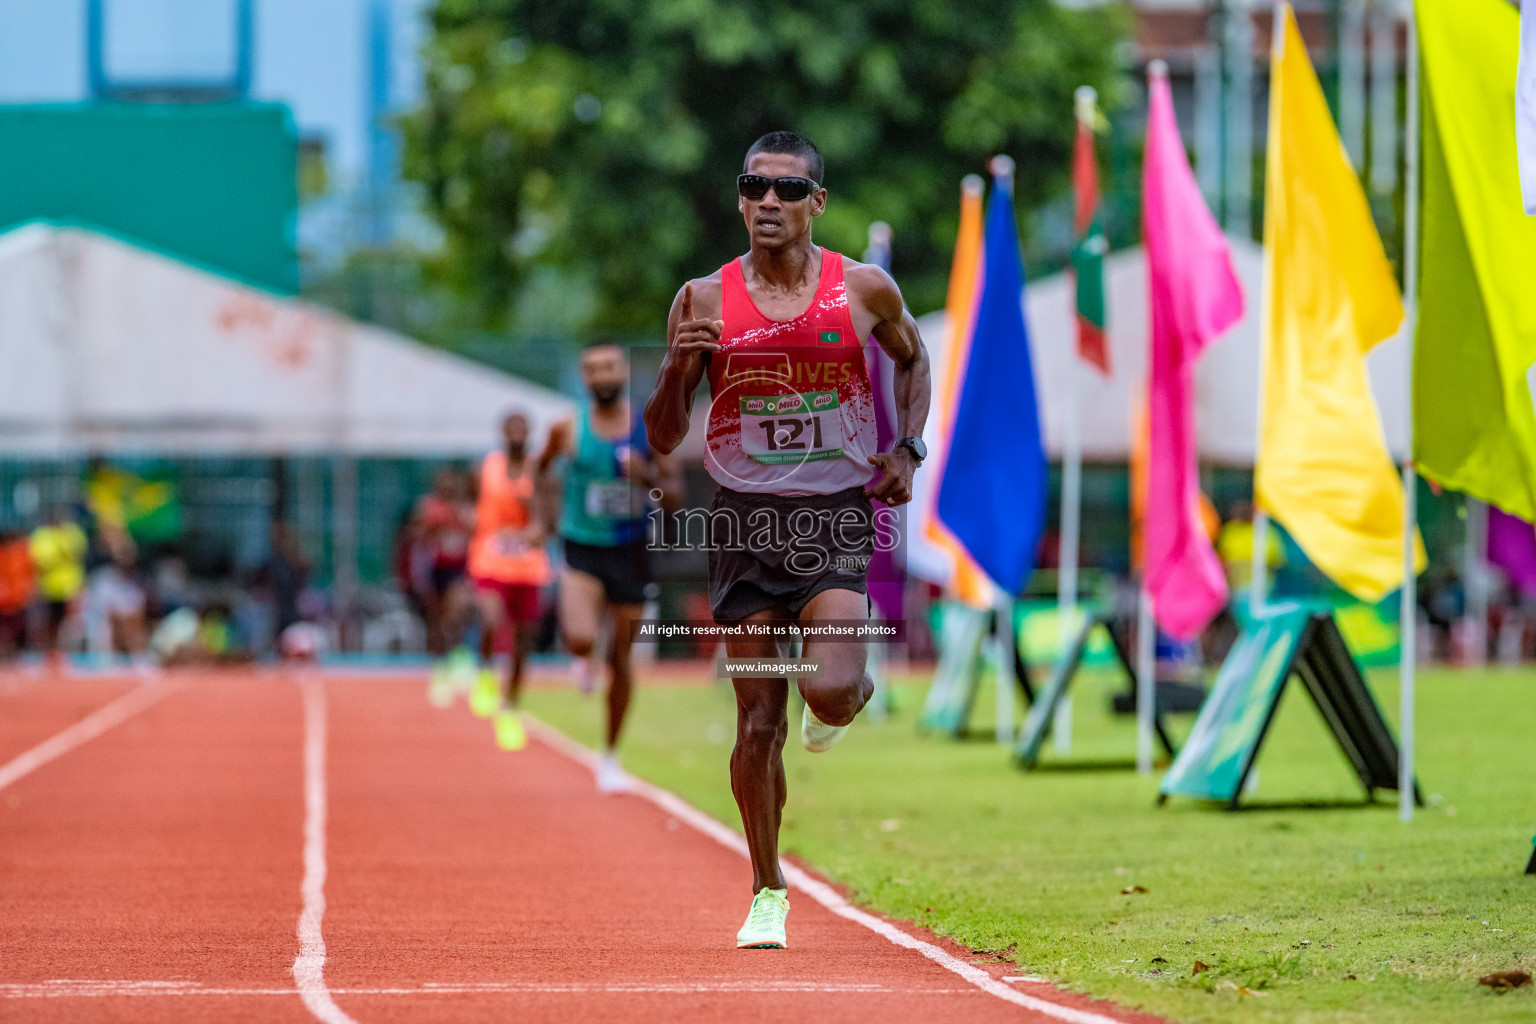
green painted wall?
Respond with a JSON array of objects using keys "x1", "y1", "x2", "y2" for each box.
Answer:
[{"x1": 0, "y1": 103, "x2": 298, "y2": 293}]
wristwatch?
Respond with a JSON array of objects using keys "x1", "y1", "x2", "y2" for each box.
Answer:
[{"x1": 895, "y1": 436, "x2": 928, "y2": 464}]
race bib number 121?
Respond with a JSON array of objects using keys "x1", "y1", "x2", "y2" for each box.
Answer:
[{"x1": 739, "y1": 390, "x2": 845, "y2": 465}]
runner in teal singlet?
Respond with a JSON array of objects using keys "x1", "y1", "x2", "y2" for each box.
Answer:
[{"x1": 541, "y1": 339, "x2": 680, "y2": 792}]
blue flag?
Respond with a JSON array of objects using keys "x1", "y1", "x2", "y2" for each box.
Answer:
[{"x1": 935, "y1": 171, "x2": 1048, "y2": 596}]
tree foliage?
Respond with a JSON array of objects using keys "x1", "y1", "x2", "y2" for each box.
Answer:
[{"x1": 404, "y1": 0, "x2": 1130, "y2": 334}]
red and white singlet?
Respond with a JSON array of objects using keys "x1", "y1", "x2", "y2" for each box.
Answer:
[{"x1": 704, "y1": 248, "x2": 876, "y2": 495}]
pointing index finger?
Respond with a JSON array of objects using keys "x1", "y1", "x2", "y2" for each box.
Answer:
[{"x1": 682, "y1": 283, "x2": 694, "y2": 322}]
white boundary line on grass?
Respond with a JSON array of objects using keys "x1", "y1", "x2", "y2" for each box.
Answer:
[
  {"x1": 526, "y1": 718, "x2": 1136, "y2": 1024},
  {"x1": 0, "y1": 680, "x2": 177, "y2": 792},
  {"x1": 292, "y1": 674, "x2": 361, "y2": 1024}
]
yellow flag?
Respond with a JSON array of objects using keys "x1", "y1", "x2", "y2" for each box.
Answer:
[{"x1": 1255, "y1": 4, "x2": 1426, "y2": 602}]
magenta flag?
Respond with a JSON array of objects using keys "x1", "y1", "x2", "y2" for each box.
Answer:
[
  {"x1": 1142, "y1": 67, "x2": 1244, "y2": 640},
  {"x1": 1488, "y1": 506, "x2": 1536, "y2": 598}
]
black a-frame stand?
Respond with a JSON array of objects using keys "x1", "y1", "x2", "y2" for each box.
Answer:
[
  {"x1": 1014, "y1": 612, "x2": 1177, "y2": 769},
  {"x1": 1159, "y1": 605, "x2": 1423, "y2": 810}
]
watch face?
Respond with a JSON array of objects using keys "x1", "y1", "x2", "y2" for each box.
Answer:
[{"x1": 902, "y1": 437, "x2": 928, "y2": 461}]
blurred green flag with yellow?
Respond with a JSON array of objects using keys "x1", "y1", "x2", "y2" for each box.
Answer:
[
  {"x1": 1255, "y1": 4, "x2": 1425, "y2": 602},
  {"x1": 1416, "y1": 0, "x2": 1536, "y2": 522}
]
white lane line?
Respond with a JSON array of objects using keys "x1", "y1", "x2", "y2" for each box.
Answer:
[
  {"x1": 0, "y1": 681, "x2": 177, "y2": 792},
  {"x1": 528, "y1": 718, "x2": 1137, "y2": 1024},
  {"x1": 0, "y1": 980, "x2": 976, "y2": 998},
  {"x1": 292, "y1": 674, "x2": 361, "y2": 1024}
]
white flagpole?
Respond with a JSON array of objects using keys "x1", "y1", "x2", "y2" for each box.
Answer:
[
  {"x1": 1399, "y1": 0, "x2": 1420, "y2": 825},
  {"x1": 1249, "y1": 2, "x2": 1286, "y2": 625},
  {"x1": 1136, "y1": 587, "x2": 1156, "y2": 775},
  {"x1": 1055, "y1": 85, "x2": 1097, "y2": 755},
  {"x1": 1249, "y1": 509, "x2": 1270, "y2": 616}
]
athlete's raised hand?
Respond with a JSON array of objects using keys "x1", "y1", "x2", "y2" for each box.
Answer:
[
  {"x1": 865, "y1": 449, "x2": 916, "y2": 507},
  {"x1": 673, "y1": 283, "x2": 723, "y2": 356}
]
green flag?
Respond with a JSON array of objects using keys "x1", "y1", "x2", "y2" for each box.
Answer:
[{"x1": 1417, "y1": 0, "x2": 1536, "y2": 521}]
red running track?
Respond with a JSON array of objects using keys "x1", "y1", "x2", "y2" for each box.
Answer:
[{"x1": 0, "y1": 670, "x2": 1165, "y2": 1024}]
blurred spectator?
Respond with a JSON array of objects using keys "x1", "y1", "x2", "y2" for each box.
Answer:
[
  {"x1": 1421, "y1": 569, "x2": 1465, "y2": 662},
  {"x1": 29, "y1": 506, "x2": 87, "y2": 668},
  {"x1": 0, "y1": 529, "x2": 34, "y2": 659},
  {"x1": 149, "y1": 599, "x2": 254, "y2": 667},
  {"x1": 268, "y1": 521, "x2": 311, "y2": 636},
  {"x1": 152, "y1": 555, "x2": 196, "y2": 616},
  {"x1": 409, "y1": 466, "x2": 477, "y2": 657},
  {"x1": 90, "y1": 524, "x2": 149, "y2": 659}
]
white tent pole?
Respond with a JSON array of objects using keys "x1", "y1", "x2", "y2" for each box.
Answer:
[
  {"x1": 1399, "y1": 0, "x2": 1420, "y2": 825},
  {"x1": 1136, "y1": 587, "x2": 1156, "y2": 775},
  {"x1": 331, "y1": 455, "x2": 359, "y2": 647}
]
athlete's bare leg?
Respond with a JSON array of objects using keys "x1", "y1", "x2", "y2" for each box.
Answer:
[
  {"x1": 441, "y1": 578, "x2": 475, "y2": 651},
  {"x1": 474, "y1": 586, "x2": 504, "y2": 664},
  {"x1": 797, "y1": 587, "x2": 874, "y2": 726},
  {"x1": 727, "y1": 607, "x2": 793, "y2": 892},
  {"x1": 558, "y1": 567, "x2": 605, "y2": 658},
  {"x1": 503, "y1": 616, "x2": 534, "y2": 707},
  {"x1": 604, "y1": 601, "x2": 643, "y2": 748}
]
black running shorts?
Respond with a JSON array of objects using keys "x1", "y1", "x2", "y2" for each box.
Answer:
[
  {"x1": 707, "y1": 485, "x2": 874, "y2": 624},
  {"x1": 563, "y1": 537, "x2": 653, "y2": 607}
]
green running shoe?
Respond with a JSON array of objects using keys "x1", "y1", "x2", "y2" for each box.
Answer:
[
  {"x1": 493, "y1": 708, "x2": 527, "y2": 751},
  {"x1": 469, "y1": 669, "x2": 500, "y2": 719},
  {"x1": 427, "y1": 661, "x2": 455, "y2": 708},
  {"x1": 736, "y1": 887, "x2": 789, "y2": 949}
]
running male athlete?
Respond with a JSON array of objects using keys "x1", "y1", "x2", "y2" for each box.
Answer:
[
  {"x1": 644, "y1": 131, "x2": 931, "y2": 949},
  {"x1": 467, "y1": 412, "x2": 552, "y2": 751},
  {"x1": 540, "y1": 341, "x2": 680, "y2": 792}
]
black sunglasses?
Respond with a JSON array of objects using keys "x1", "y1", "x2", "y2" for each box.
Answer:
[{"x1": 737, "y1": 174, "x2": 821, "y2": 202}]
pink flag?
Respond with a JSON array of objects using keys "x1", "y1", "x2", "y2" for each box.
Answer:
[{"x1": 1141, "y1": 66, "x2": 1244, "y2": 640}]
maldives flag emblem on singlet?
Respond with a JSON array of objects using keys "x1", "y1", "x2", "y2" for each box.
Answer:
[{"x1": 703, "y1": 248, "x2": 877, "y2": 495}]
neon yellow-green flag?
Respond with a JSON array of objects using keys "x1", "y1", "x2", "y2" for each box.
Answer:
[
  {"x1": 1416, "y1": 0, "x2": 1536, "y2": 522},
  {"x1": 1256, "y1": 4, "x2": 1426, "y2": 602}
]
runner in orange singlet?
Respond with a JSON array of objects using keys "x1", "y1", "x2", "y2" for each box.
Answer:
[
  {"x1": 645, "y1": 132, "x2": 931, "y2": 949},
  {"x1": 468, "y1": 412, "x2": 552, "y2": 751}
]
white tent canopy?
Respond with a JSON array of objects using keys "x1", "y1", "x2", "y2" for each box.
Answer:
[
  {"x1": 915, "y1": 236, "x2": 1411, "y2": 465},
  {"x1": 0, "y1": 223, "x2": 573, "y2": 457}
]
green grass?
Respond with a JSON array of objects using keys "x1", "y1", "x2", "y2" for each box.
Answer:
[{"x1": 524, "y1": 665, "x2": 1536, "y2": 1023}]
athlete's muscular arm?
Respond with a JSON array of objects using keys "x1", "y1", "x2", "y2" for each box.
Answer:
[
  {"x1": 537, "y1": 417, "x2": 575, "y2": 475},
  {"x1": 847, "y1": 264, "x2": 931, "y2": 507},
  {"x1": 644, "y1": 279, "x2": 722, "y2": 455}
]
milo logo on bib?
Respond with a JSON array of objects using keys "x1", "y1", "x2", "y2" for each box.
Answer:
[{"x1": 739, "y1": 389, "x2": 846, "y2": 465}]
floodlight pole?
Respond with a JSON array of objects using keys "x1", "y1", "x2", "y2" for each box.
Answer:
[{"x1": 1399, "y1": 0, "x2": 1421, "y2": 825}]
